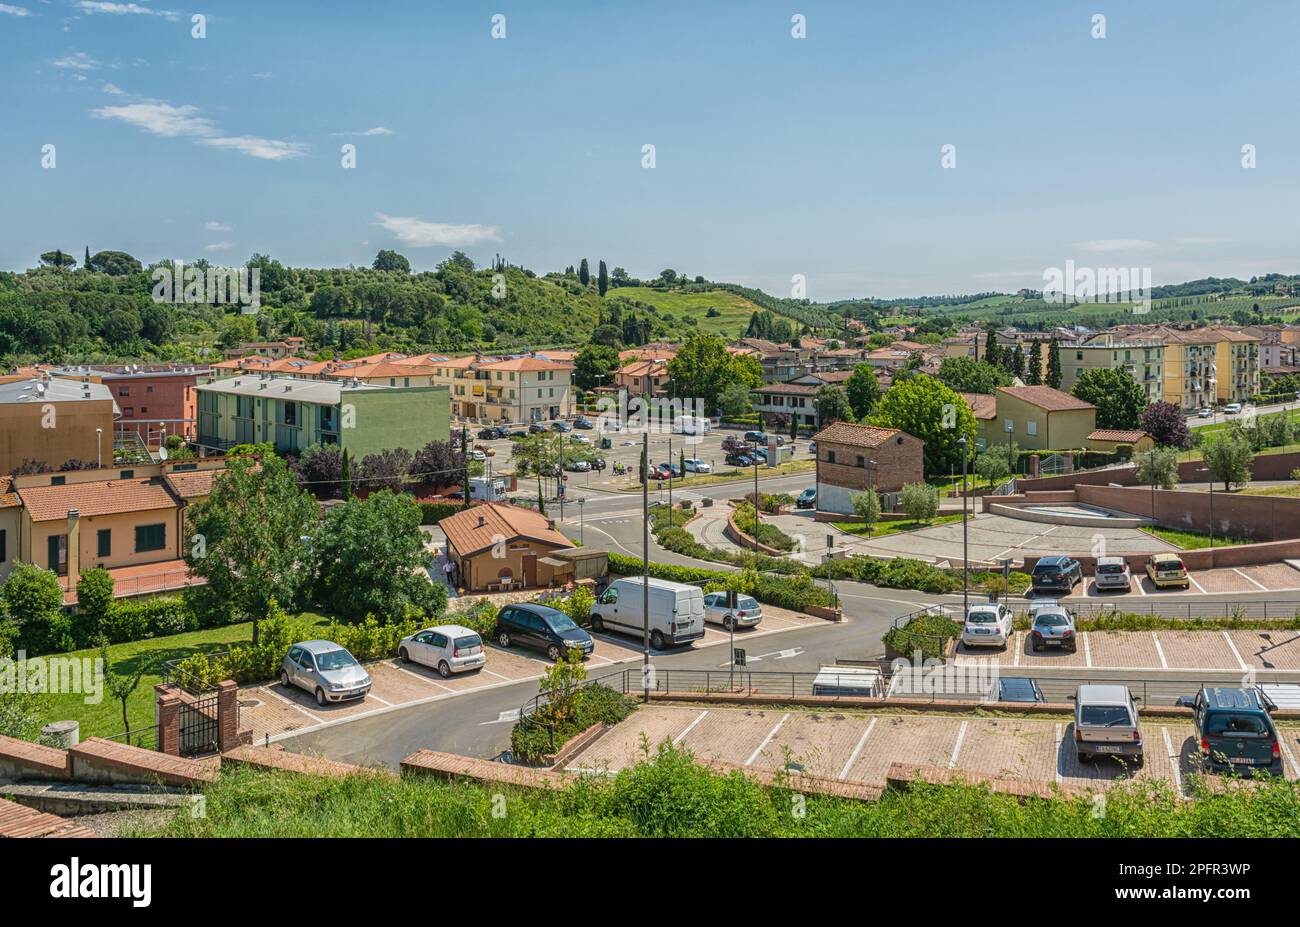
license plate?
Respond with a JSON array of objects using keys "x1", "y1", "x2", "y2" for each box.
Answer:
[
  {"x1": 973, "y1": 629, "x2": 990, "y2": 634},
  {"x1": 1093, "y1": 745, "x2": 1121, "y2": 754},
  {"x1": 1230, "y1": 757, "x2": 1256, "y2": 765}
]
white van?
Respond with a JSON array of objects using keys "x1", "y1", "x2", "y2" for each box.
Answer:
[
  {"x1": 812, "y1": 666, "x2": 881, "y2": 697},
  {"x1": 673, "y1": 414, "x2": 711, "y2": 436},
  {"x1": 588, "y1": 576, "x2": 706, "y2": 650}
]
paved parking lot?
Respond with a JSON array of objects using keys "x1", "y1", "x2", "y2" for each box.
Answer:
[
  {"x1": 565, "y1": 705, "x2": 1300, "y2": 794},
  {"x1": 953, "y1": 628, "x2": 1300, "y2": 672},
  {"x1": 237, "y1": 606, "x2": 826, "y2": 743}
]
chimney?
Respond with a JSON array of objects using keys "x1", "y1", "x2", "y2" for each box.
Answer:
[
  {"x1": 547, "y1": 519, "x2": 556, "y2": 531},
  {"x1": 65, "y1": 508, "x2": 82, "y2": 590},
  {"x1": 477, "y1": 514, "x2": 486, "y2": 527}
]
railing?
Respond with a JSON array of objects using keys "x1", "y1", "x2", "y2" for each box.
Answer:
[
  {"x1": 61, "y1": 570, "x2": 203, "y2": 599},
  {"x1": 932, "y1": 599, "x2": 1300, "y2": 621},
  {"x1": 162, "y1": 650, "x2": 229, "y2": 695},
  {"x1": 102, "y1": 724, "x2": 159, "y2": 751}
]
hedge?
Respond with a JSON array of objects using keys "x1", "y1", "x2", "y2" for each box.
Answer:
[
  {"x1": 419, "y1": 501, "x2": 464, "y2": 525},
  {"x1": 606, "y1": 553, "x2": 835, "y2": 611},
  {"x1": 510, "y1": 683, "x2": 635, "y2": 763}
]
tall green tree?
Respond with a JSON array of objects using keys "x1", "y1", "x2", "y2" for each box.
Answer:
[
  {"x1": 1046, "y1": 337, "x2": 1062, "y2": 389},
  {"x1": 574, "y1": 343, "x2": 619, "y2": 391},
  {"x1": 666, "y1": 333, "x2": 763, "y2": 413},
  {"x1": 597, "y1": 259, "x2": 609, "y2": 296},
  {"x1": 1202, "y1": 430, "x2": 1254, "y2": 492},
  {"x1": 845, "y1": 364, "x2": 881, "y2": 418},
  {"x1": 1070, "y1": 368, "x2": 1148, "y2": 430},
  {"x1": 937, "y1": 356, "x2": 1012, "y2": 394},
  {"x1": 872, "y1": 375, "x2": 978, "y2": 474},
  {"x1": 1025, "y1": 341, "x2": 1043, "y2": 385},
  {"x1": 814, "y1": 384, "x2": 854, "y2": 427},
  {"x1": 579, "y1": 258, "x2": 590, "y2": 286},
  {"x1": 372, "y1": 249, "x2": 411, "y2": 273},
  {"x1": 184, "y1": 456, "x2": 320, "y2": 643}
]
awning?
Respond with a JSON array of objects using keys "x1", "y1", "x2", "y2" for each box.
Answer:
[{"x1": 537, "y1": 556, "x2": 570, "y2": 568}]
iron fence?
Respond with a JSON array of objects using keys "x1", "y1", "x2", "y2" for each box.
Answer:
[
  {"x1": 102, "y1": 724, "x2": 158, "y2": 751},
  {"x1": 926, "y1": 599, "x2": 1300, "y2": 621}
]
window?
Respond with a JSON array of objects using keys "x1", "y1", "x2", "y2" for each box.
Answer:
[
  {"x1": 1076, "y1": 352, "x2": 1083, "y2": 361},
  {"x1": 146, "y1": 385, "x2": 154, "y2": 393},
  {"x1": 1003, "y1": 418, "x2": 1014, "y2": 433},
  {"x1": 856, "y1": 455, "x2": 865, "y2": 467},
  {"x1": 97, "y1": 528, "x2": 111, "y2": 558},
  {"x1": 120, "y1": 470, "x2": 134, "y2": 479},
  {"x1": 827, "y1": 450, "x2": 836, "y2": 464},
  {"x1": 282, "y1": 401, "x2": 297, "y2": 427},
  {"x1": 1027, "y1": 421, "x2": 1038, "y2": 436},
  {"x1": 50, "y1": 475, "x2": 66, "y2": 486},
  {"x1": 118, "y1": 386, "x2": 130, "y2": 397},
  {"x1": 135, "y1": 523, "x2": 166, "y2": 553}
]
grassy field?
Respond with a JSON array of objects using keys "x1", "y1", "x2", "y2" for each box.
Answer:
[
  {"x1": 35, "y1": 613, "x2": 331, "y2": 741},
  {"x1": 832, "y1": 513, "x2": 964, "y2": 539},
  {"x1": 607, "y1": 287, "x2": 766, "y2": 336},
  {"x1": 1141, "y1": 526, "x2": 1250, "y2": 550}
]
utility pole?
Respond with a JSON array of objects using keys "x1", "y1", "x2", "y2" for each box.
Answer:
[
  {"x1": 641, "y1": 430, "x2": 650, "y2": 703},
  {"x1": 959, "y1": 435, "x2": 969, "y2": 616},
  {"x1": 752, "y1": 456, "x2": 760, "y2": 553},
  {"x1": 460, "y1": 424, "x2": 469, "y2": 508}
]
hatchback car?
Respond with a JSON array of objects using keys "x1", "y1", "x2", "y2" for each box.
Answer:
[
  {"x1": 1146, "y1": 553, "x2": 1189, "y2": 589},
  {"x1": 725, "y1": 453, "x2": 754, "y2": 467},
  {"x1": 702, "y1": 591, "x2": 763, "y2": 629},
  {"x1": 398, "y1": 624, "x2": 486, "y2": 678},
  {"x1": 1198, "y1": 407, "x2": 1213, "y2": 418},
  {"x1": 1029, "y1": 605, "x2": 1077, "y2": 652},
  {"x1": 565, "y1": 459, "x2": 591, "y2": 472},
  {"x1": 962, "y1": 603, "x2": 1014, "y2": 649},
  {"x1": 281, "y1": 641, "x2": 372, "y2": 706},
  {"x1": 684, "y1": 458, "x2": 711, "y2": 473},
  {"x1": 1072, "y1": 684, "x2": 1143, "y2": 764},
  {"x1": 657, "y1": 462, "x2": 682, "y2": 478},
  {"x1": 1093, "y1": 556, "x2": 1132, "y2": 592},
  {"x1": 528, "y1": 422, "x2": 547, "y2": 434},
  {"x1": 1030, "y1": 556, "x2": 1083, "y2": 594},
  {"x1": 550, "y1": 420, "x2": 572, "y2": 433},
  {"x1": 495, "y1": 603, "x2": 594, "y2": 662},
  {"x1": 1224, "y1": 402, "x2": 1243, "y2": 414},
  {"x1": 744, "y1": 430, "x2": 769, "y2": 445},
  {"x1": 573, "y1": 417, "x2": 594, "y2": 429},
  {"x1": 477, "y1": 427, "x2": 503, "y2": 440},
  {"x1": 796, "y1": 487, "x2": 817, "y2": 509},
  {"x1": 997, "y1": 677, "x2": 1046, "y2": 704},
  {"x1": 1177, "y1": 687, "x2": 1282, "y2": 776}
]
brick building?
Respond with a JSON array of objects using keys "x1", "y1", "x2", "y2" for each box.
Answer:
[
  {"x1": 812, "y1": 421, "x2": 925, "y2": 515},
  {"x1": 46, "y1": 364, "x2": 209, "y2": 448}
]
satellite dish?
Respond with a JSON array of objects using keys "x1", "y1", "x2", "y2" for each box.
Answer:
[{"x1": 158, "y1": 446, "x2": 169, "y2": 461}]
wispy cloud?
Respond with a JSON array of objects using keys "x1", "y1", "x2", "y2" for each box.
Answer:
[
  {"x1": 75, "y1": 1, "x2": 179, "y2": 20},
  {"x1": 1076, "y1": 239, "x2": 1156, "y2": 253},
  {"x1": 204, "y1": 221, "x2": 232, "y2": 232},
  {"x1": 100, "y1": 81, "x2": 126, "y2": 95},
  {"x1": 53, "y1": 52, "x2": 99, "y2": 70},
  {"x1": 204, "y1": 241, "x2": 234, "y2": 252},
  {"x1": 374, "y1": 213, "x2": 501, "y2": 247},
  {"x1": 0, "y1": 4, "x2": 34, "y2": 17},
  {"x1": 90, "y1": 100, "x2": 307, "y2": 160},
  {"x1": 334, "y1": 126, "x2": 395, "y2": 137}
]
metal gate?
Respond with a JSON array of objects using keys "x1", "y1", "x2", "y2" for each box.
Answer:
[{"x1": 178, "y1": 691, "x2": 220, "y2": 757}]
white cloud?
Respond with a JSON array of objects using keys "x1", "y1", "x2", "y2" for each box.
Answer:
[
  {"x1": 0, "y1": 4, "x2": 34, "y2": 17},
  {"x1": 1076, "y1": 239, "x2": 1156, "y2": 253},
  {"x1": 90, "y1": 100, "x2": 307, "y2": 160},
  {"x1": 204, "y1": 221, "x2": 232, "y2": 232},
  {"x1": 53, "y1": 52, "x2": 99, "y2": 70},
  {"x1": 75, "y1": 1, "x2": 179, "y2": 19},
  {"x1": 251, "y1": 72, "x2": 273, "y2": 80},
  {"x1": 204, "y1": 241, "x2": 234, "y2": 252},
  {"x1": 334, "y1": 126, "x2": 395, "y2": 137},
  {"x1": 101, "y1": 82, "x2": 126, "y2": 95},
  {"x1": 374, "y1": 213, "x2": 501, "y2": 247}
]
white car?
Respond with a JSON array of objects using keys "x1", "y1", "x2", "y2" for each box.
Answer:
[
  {"x1": 684, "y1": 458, "x2": 711, "y2": 473},
  {"x1": 962, "y1": 603, "x2": 1014, "y2": 649},
  {"x1": 398, "y1": 624, "x2": 486, "y2": 678},
  {"x1": 565, "y1": 459, "x2": 591, "y2": 472},
  {"x1": 1197, "y1": 407, "x2": 1213, "y2": 418},
  {"x1": 1225, "y1": 402, "x2": 1243, "y2": 414},
  {"x1": 571, "y1": 435, "x2": 591, "y2": 445},
  {"x1": 703, "y1": 591, "x2": 762, "y2": 629},
  {"x1": 469, "y1": 449, "x2": 487, "y2": 461}
]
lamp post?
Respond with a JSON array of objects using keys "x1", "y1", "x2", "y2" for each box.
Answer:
[
  {"x1": 959, "y1": 435, "x2": 969, "y2": 615},
  {"x1": 577, "y1": 497, "x2": 586, "y2": 545},
  {"x1": 752, "y1": 455, "x2": 761, "y2": 554},
  {"x1": 641, "y1": 431, "x2": 650, "y2": 702}
]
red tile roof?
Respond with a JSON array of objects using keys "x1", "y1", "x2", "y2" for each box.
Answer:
[
  {"x1": 19, "y1": 477, "x2": 179, "y2": 522},
  {"x1": 441, "y1": 502, "x2": 574, "y2": 558},
  {"x1": 996, "y1": 385, "x2": 1095, "y2": 412},
  {"x1": 811, "y1": 421, "x2": 915, "y2": 449},
  {"x1": 959, "y1": 392, "x2": 997, "y2": 420},
  {"x1": 1087, "y1": 429, "x2": 1149, "y2": 443}
]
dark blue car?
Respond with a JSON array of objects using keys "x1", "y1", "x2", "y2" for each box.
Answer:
[
  {"x1": 495, "y1": 603, "x2": 593, "y2": 662},
  {"x1": 1178, "y1": 687, "x2": 1282, "y2": 776},
  {"x1": 1030, "y1": 556, "x2": 1082, "y2": 594}
]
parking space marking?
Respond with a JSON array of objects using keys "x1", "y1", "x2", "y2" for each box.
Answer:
[
  {"x1": 1152, "y1": 632, "x2": 1169, "y2": 670},
  {"x1": 1133, "y1": 578, "x2": 1147, "y2": 596},
  {"x1": 1054, "y1": 724, "x2": 1064, "y2": 785},
  {"x1": 481, "y1": 668, "x2": 514, "y2": 682},
  {"x1": 1222, "y1": 631, "x2": 1249, "y2": 672},
  {"x1": 1013, "y1": 633, "x2": 1021, "y2": 667},
  {"x1": 745, "y1": 714, "x2": 790, "y2": 766},
  {"x1": 1187, "y1": 574, "x2": 1208, "y2": 595},
  {"x1": 1161, "y1": 727, "x2": 1183, "y2": 797},
  {"x1": 1082, "y1": 632, "x2": 1093, "y2": 667},
  {"x1": 839, "y1": 718, "x2": 877, "y2": 780},
  {"x1": 389, "y1": 662, "x2": 454, "y2": 692},
  {"x1": 949, "y1": 720, "x2": 969, "y2": 769},
  {"x1": 672, "y1": 711, "x2": 709, "y2": 746},
  {"x1": 366, "y1": 692, "x2": 393, "y2": 707},
  {"x1": 1232, "y1": 568, "x2": 1269, "y2": 592},
  {"x1": 260, "y1": 685, "x2": 325, "y2": 723}
]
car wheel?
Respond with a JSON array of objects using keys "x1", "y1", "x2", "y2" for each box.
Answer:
[
  {"x1": 438, "y1": 661, "x2": 451, "y2": 679},
  {"x1": 497, "y1": 631, "x2": 511, "y2": 648},
  {"x1": 651, "y1": 630, "x2": 666, "y2": 650},
  {"x1": 280, "y1": 670, "x2": 291, "y2": 689},
  {"x1": 399, "y1": 647, "x2": 410, "y2": 663},
  {"x1": 1132, "y1": 754, "x2": 1145, "y2": 769},
  {"x1": 589, "y1": 614, "x2": 604, "y2": 632},
  {"x1": 547, "y1": 644, "x2": 563, "y2": 662},
  {"x1": 315, "y1": 687, "x2": 327, "y2": 707},
  {"x1": 723, "y1": 616, "x2": 734, "y2": 631}
]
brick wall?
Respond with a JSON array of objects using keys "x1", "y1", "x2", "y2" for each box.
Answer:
[
  {"x1": 1016, "y1": 450, "x2": 1300, "y2": 493},
  {"x1": 1076, "y1": 484, "x2": 1300, "y2": 542},
  {"x1": 816, "y1": 433, "x2": 924, "y2": 515}
]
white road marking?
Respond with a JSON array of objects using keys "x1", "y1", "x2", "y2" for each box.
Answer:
[
  {"x1": 1012, "y1": 633, "x2": 1021, "y2": 667},
  {"x1": 1222, "y1": 631, "x2": 1249, "y2": 672},
  {"x1": 366, "y1": 692, "x2": 393, "y2": 707},
  {"x1": 672, "y1": 710, "x2": 709, "y2": 746},
  {"x1": 389, "y1": 661, "x2": 454, "y2": 691},
  {"x1": 479, "y1": 709, "x2": 521, "y2": 726},
  {"x1": 1083, "y1": 632, "x2": 1093, "y2": 668},
  {"x1": 481, "y1": 668, "x2": 514, "y2": 682},
  {"x1": 259, "y1": 685, "x2": 324, "y2": 722},
  {"x1": 1232, "y1": 568, "x2": 1269, "y2": 592},
  {"x1": 991, "y1": 524, "x2": 1061, "y2": 562},
  {"x1": 745, "y1": 713, "x2": 790, "y2": 766},
  {"x1": 1152, "y1": 632, "x2": 1169, "y2": 669},
  {"x1": 949, "y1": 720, "x2": 970, "y2": 769},
  {"x1": 1161, "y1": 726, "x2": 1183, "y2": 797},
  {"x1": 1276, "y1": 731, "x2": 1299, "y2": 780},
  {"x1": 1187, "y1": 573, "x2": 1208, "y2": 595},
  {"x1": 839, "y1": 718, "x2": 877, "y2": 780}
]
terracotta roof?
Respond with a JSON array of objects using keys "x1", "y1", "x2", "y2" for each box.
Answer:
[
  {"x1": 959, "y1": 392, "x2": 997, "y2": 420},
  {"x1": 996, "y1": 385, "x2": 1095, "y2": 412},
  {"x1": 618, "y1": 359, "x2": 670, "y2": 377},
  {"x1": 0, "y1": 476, "x2": 18, "y2": 509},
  {"x1": 755, "y1": 382, "x2": 818, "y2": 395},
  {"x1": 441, "y1": 502, "x2": 574, "y2": 558},
  {"x1": 813, "y1": 370, "x2": 854, "y2": 384},
  {"x1": 811, "y1": 421, "x2": 915, "y2": 449},
  {"x1": 477, "y1": 356, "x2": 573, "y2": 372},
  {"x1": 19, "y1": 477, "x2": 179, "y2": 523},
  {"x1": 163, "y1": 468, "x2": 228, "y2": 499},
  {"x1": 1087, "y1": 429, "x2": 1149, "y2": 443},
  {"x1": 326, "y1": 362, "x2": 433, "y2": 379}
]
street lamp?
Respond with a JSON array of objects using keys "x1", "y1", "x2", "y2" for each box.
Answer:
[
  {"x1": 577, "y1": 497, "x2": 586, "y2": 545},
  {"x1": 958, "y1": 435, "x2": 969, "y2": 615}
]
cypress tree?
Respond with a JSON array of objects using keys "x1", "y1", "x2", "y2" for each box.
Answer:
[
  {"x1": 579, "y1": 258, "x2": 590, "y2": 286},
  {"x1": 1046, "y1": 337, "x2": 1063, "y2": 390},
  {"x1": 597, "y1": 260, "x2": 609, "y2": 296}
]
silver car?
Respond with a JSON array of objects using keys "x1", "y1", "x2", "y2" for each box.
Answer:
[
  {"x1": 1093, "y1": 556, "x2": 1132, "y2": 592},
  {"x1": 1072, "y1": 684, "x2": 1143, "y2": 765},
  {"x1": 962, "y1": 603, "x2": 1014, "y2": 649},
  {"x1": 399, "y1": 624, "x2": 486, "y2": 677},
  {"x1": 281, "y1": 640, "x2": 372, "y2": 707},
  {"x1": 703, "y1": 591, "x2": 763, "y2": 629}
]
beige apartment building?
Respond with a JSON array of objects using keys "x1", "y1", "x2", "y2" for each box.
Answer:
[
  {"x1": 425, "y1": 354, "x2": 573, "y2": 424},
  {"x1": 1059, "y1": 338, "x2": 1165, "y2": 404},
  {"x1": 1107, "y1": 326, "x2": 1260, "y2": 410}
]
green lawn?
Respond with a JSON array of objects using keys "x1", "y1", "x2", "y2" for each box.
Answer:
[
  {"x1": 606, "y1": 287, "x2": 766, "y2": 336},
  {"x1": 833, "y1": 513, "x2": 964, "y2": 538},
  {"x1": 1141, "y1": 526, "x2": 1250, "y2": 550},
  {"x1": 36, "y1": 613, "x2": 331, "y2": 742}
]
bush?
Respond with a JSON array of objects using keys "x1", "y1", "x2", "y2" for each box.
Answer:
[
  {"x1": 452, "y1": 600, "x2": 500, "y2": 638},
  {"x1": 510, "y1": 682, "x2": 635, "y2": 763},
  {"x1": 100, "y1": 597, "x2": 198, "y2": 644},
  {"x1": 321, "y1": 614, "x2": 421, "y2": 663},
  {"x1": 4, "y1": 563, "x2": 71, "y2": 655},
  {"x1": 418, "y1": 501, "x2": 462, "y2": 525},
  {"x1": 73, "y1": 568, "x2": 116, "y2": 645},
  {"x1": 882, "y1": 612, "x2": 962, "y2": 661}
]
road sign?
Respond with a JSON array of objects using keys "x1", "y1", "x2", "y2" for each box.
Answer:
[{"x1": 733, "y1": 648, "x2": 746, "y2": 667}]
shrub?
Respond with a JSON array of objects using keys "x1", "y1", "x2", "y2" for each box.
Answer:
[
  {"x1": 510, "y1": 682, "x2": 635, "y2": 763},
  {"x1": 418, "y1": 501, "x2": 462, "y2": 525},
  {"x1": 452, "y1": 600, "x2": 500, "y2": 638},
  {"x1": 100, "y1": 597, "x2": 198, "y2": 644},
  {"x1": 321, "y1": 614, "x2": 421, "y2": 663},
  {"x1": 73, "y1": 568, "x2": 116, "y2": 645},
  {"x1": 883, "y1": 612, "x2": 962, "y2": 661},
  {"x1": 3, "y1": 563, "x2": 71, "y2": 655}
]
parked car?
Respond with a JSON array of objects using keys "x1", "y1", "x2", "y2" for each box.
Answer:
[
  {"x1": 796, "y1": 487, "x2": 817, "y2": 509},
  {"x1": 1176, "y1": 687, "x2": 1282, "y2": 776},
  {"x1": 589, "y1": 576, "x2": 706, "y2": 650},
  {"x1": 444, "y1": 491, "x2": 464, "y2": 501},
  {"x1": 478, "y1": 427, "x2": 503, "y2": 440},
  {"x1": 1224, "y1": 402, "x2": 1243, "y2": 414},
  {"x1": 812, "y1": 665, "x2": 881, "y2": 697},
  {"x1": 495, "y1": 603, "x2": 593, "y2": 662},
  {"x1": 573, "y1": 417, "x2": 594, "y2": 429},
  {"x1": 1093, "y1": 556, "x2": 1132, "y2": 592},
  {"x1": 528, "y1": 422, "x2": 547, "y2": 434},
  {"x1": 962, "y1": 602, "x2": 1014, "y2": 649},
  {"x1": 473, "y1": 444, "x2": 495, "y2": 456},
  {"x1": 1072, "y1": 684, "x2": 1143, "y2": 764},
  {"x1": 702, "y1": 591, "x2": 762, "y2": 629},
  {"x1": 808, "y1": 440, "x2": 816, "y2": 454},
  {"x1": 509, "y1": 429, "x2": 528, "y2": 439},
  {"x1": 725, "y1": 453, "x2": 754, "y2": 467},
  {"x1": 398, "y1": 624, "x2": 486, "y2": 678},
  {"x1": 571, "y1": 434, "x2": 591, "y2": 445},
  {"x1": 997, "y1": 677, "x2": 1046, "y2": 704},
  {"x1": 1198, "y1": 407, "x2": 1213, "y2": 418},
  {"x1": 469, "y1": 449, "x2": 487, "y2": 461},
  {"x1": 1030, "y1": 555, "x2": 1083, "y2": 594},
  {"x1": 1145, "y1": 553, "x2": 1190, "y2": 590},
  {"x1": 751, "y1": 448, "x2": 768, "y2": 463},
  {"x1": 1029, "y1": 605, "x2": 1077, "y2": 652},
  {"x1": 550, "y1": 420, "x2": 572, "y2": 432},
  {"x1": 744, "y1": 430, "x2": 769, "y2": 444},
  {"x1": 684, "y1": 458, "x2": 711, "y2": 473},
  {"x1": 565, "y1": 458, "x2": 591, "y2": 472},
  {"x1": 590, "y1": 457, "x2": 606, "y2": 471},
  {"x1": 280, "y1": 641, "x2": 372, "y2": 707},
  {"x1": 657, "y1": 462, "x2": 682, "y2": 478}
]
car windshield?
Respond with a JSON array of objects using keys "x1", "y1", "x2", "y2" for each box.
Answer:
[
  {"x1": 737, "y1": 595, "x2": 759, "y2": 610},
  {"x1": 315, "y1": 649, "x2": 357, "y2": 671},
  {"x1": 967, "y1": 611, "x2": 996, "y2": 624},
  {"x1": 454, "y1": 634, "x2": 482, "y2": 650},
  {"x1": 1097, "y1": 563, "x2": 1125, "y2": 574},
  {"x1": 1035, "y1": 614, "x2": 1069, "y2": 628},
  {"x1": 1207, "y1": 713, "x2": 1269, "y2": 736},
  {"x1": 1034, "y1": 563, "x2": 1063, "y2": 575},
  {"x1": 548, "y1": 614, "x2": 579, "y2": 632},
  {"x1": 1081, "y1": 705, "x2": 1131, "y2": 726}
]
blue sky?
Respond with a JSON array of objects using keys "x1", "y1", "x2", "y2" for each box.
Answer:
[{"x1": 3, "y1": 0, "x2": 1299, "y2": 300}]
